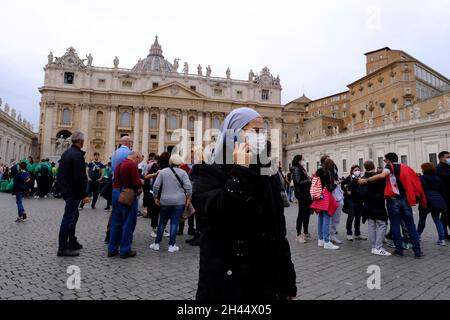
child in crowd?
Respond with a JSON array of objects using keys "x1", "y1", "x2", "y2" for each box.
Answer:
[{"x1": 13, "y1": 162, "x2": 31, "y2": 222}]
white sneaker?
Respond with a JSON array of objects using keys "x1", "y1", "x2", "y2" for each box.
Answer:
[
  {"x1": 330, "y1": 236, "x2": 343, "y2": 244},
  {"x1": 373, "y1": 248, "x2": 392, "y2": 256},
  {"x1": 347, "y1": 235, "x2": 353, "y2": 241},
  {"x1": 168, "y1": 245, "x2": 179, "y2": 253},
  {"x1": 150, "y1": 229, "x2": 157, "y2": 238},
  {"x1": 34, "y1": 196, "x2": 39, "y2": 199},
  {"x1": 296, "y1": 235, "x2": 306, "y2": 243},
  {"x1": 355, "y1": 235, "x2": 368, "y2": 240},
  {"x1": 371, "y1": 248, "x2": 375, "y2": 254},
  {"x1": 149, "y1": 243, "x2": 160, "y2": 251},
  {"x1": 437, "y1": 240, "x2": 446, "y2": 246},
  {"x1": 324, "y1": 242, "x2": 340, "y2": 250},
  {"x1": 318, "y1": 240, "x2": 324, "y2": 247},
  {"x1": 44, "y1": 195, "x2": 48, "y2": 199},
  {"x1": 163, "y1": 230, "x2": 170, "y2": 237}
]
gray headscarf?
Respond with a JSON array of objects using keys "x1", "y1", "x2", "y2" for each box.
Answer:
[{"x1": 210, "y1": 107, "x2": 261, "y2": 164}]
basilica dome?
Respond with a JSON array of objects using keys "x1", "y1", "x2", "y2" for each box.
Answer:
[{"x1": 132, "y1": 36, "x2": 176, "y2": 73}]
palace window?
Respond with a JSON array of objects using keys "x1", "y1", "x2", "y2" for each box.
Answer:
[
  {"x1": 261, "y1": 89, "x2": 269, "y2": 100},
  {"x1": 150, "y1": 114, "x2": 158, "y2": 129},
  {"x1": 342, "y1": 159, "x2": 347, "y2": 173},
  {"x1": 188, "y1": 116, "x2": 195, "y2": 131},
  {"x1": 152, "y1": 82, "x2": 159, "y2": 89},
  {"x1": 429, "y1": 153, "x2": 437, "y2": 165},
  {"x1": 98, "y1": 79, "x2": 106, "y2": 87},
  {"x1": 96, "y1": 111, "x2": 104, "y2": 126},
  {"x1": 150, "y1": 135, "x2": 157, "y2": 140},
  {"x1": 62, "y1": 108, "x2": 71, "y2": 124},
  {"x1": 236, "y1": 90, "x2": 243, "y2": 99},
  {"x1": 359, "y1": 158, "x2": 364, "y2": 169},
  {"x1": 122, "y1": 80, "x2": 133, "y2": 88},
  {"x1": 403, "y1": 73, "x2": 410, "y2": 81},
  {"x1": 120, "y1": 111, "x2": 131, "y2": 127},
  {"x1": 213, "y1": 88, "x2": 223, "y2": 96},
  {"x1": 169, "y1": 115, "x2": 177, "y2": 129},
  {"x1": 190, "y1": 86, "x2": 197, "y2": 91},
  {"x1": 64, "y1": 72, "x2": 74, "y2": 85},
  {"x1": 378, "y1": 157, "x2": 384, "y2": 169}
]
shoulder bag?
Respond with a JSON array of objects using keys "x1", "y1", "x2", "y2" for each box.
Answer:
[{"x1": 117, "y1": 163, "x2": 136, "y2": 207}]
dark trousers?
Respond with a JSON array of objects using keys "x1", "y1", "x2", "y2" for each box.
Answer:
[
  {"x1": 386, "y1": 196, "x2": 421, "y2": 255},
  {"x1": 16, "y1": 191, "x2": 25, "y2": 217},
  {"x1": 37, "y1": 176, "x2": 49, "y2": 197},
  {"x1": 108, "y1": 189, "x2": 138, "y2": 255},
  {"x1": 58, "y1": 195, "x2": 81, "y2": 251},
  {"x1": 148, "y1": 195, "x2": 160, "y2": 229},
  {"x1": 179, "y1": 214, "x2": 196, "y2": 233},
  {"x1": 296, "y1": 197, "x2": 311, "y2": 235},
  {"x1": 441, "y1": 209, "x2": 450, "y2": 237},
  {"x1": 346, "y1": 199, "x2": 362, "y2": 236},
  {"x1": 81, "y1": 180, "x2": 100, "y2": 208}
]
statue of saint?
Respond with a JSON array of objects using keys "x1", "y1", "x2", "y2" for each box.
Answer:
[
  {"x1": 437, "y1": 101, "x2": 444, "y2": 114},
  {"x1": 113, "y1": 56, "x2": 119, "y2": 68},
  {"x1": 4, "y1": 103, "x2": 10, "y2": 114},
  {"x1": 182, "y1": 62, "x2": 189, "y2": 75},
  {"x1": 248, "y1": 69, "x2": 254, "y2": 81},
  {"x1": 48, "y1": 51, "x2": 54, "y2": 64},
  {"x1": 56, "y1": 135, "x2": 65, "y2": 155},
  {"x1": 226, "y1": 68, "x2": 231, "y2": 79},
  {"x1": 173, "y1": 58, "x2": 179, "y2": 71},
  {"x1": 206, "y1": 65, "x2": 212, "y2": 77},
  {"x1": 0, "y1": 97, "x2": 2, "y2": 107},
  {"x1": 86, "y1": 53, "x2": 93, "y2": 66},
  {"x1": 197, "y1": 64, "x2": 203, "y2": 76}
]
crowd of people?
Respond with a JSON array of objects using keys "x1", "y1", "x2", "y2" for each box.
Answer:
[
  {"x1": 4, "y1": 106, "x2": 450, "y2": 300},
  {"x1": 285, "y1": 151, "x2": 450, "y2": 258}
]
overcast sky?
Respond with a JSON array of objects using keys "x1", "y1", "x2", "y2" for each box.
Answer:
[{"x1": 1, "y1": 0, "x2": 449, "y2": 130}]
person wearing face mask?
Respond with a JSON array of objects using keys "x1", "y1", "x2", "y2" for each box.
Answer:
[
  {"x1": 193, "y1": 107, "x2": 297, "y2": 301},
  {"x1": 342, "y1": 165, "x2": 367, "y2": 241},
  {"x1": 290, "y1": 155, "x2": 312, "y2": 243}
]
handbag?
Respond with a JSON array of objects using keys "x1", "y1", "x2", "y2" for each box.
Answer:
[
  {"x1": 278, "y1": 171, "x2": 290, "y2": 208},
  {"x1": 310, "y1": 188, "x2": 338, "y2": 216}
]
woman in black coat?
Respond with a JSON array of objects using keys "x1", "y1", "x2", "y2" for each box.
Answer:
[{"x1": 193, "y1": 107, "x2": 297, "y2": 301}]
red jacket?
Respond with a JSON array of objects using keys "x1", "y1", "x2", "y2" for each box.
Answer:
[
  {"x1": 113, "y1": 159, "x2": 142, "y2": 190},
  {"x1": 384, "y1": 163, "x2": 427, "y2": 208}
]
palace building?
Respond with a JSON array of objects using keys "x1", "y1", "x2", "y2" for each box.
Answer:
[
  {"x1": 285, "y1": 47, "x2": 450, "y2": 173},
  {"x1": 38, "y1": 37, "x2": 284, "y2": 161}
]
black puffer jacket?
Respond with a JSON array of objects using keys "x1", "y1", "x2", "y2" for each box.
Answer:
[
  {"x1": 193, "y1": 164, "x2": 297, "y2": 301},
  {"x1": 290, "y1": 165, "x2": 311, "y2": 203}
]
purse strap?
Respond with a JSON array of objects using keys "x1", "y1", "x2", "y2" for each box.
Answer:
[{"x1": 170, "y1": 166, "x2": 187, "y2": 195}]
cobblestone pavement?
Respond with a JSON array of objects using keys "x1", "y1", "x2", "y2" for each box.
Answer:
[{"x1": 1, "y1": 193, "x2": 449, "y2": 300}]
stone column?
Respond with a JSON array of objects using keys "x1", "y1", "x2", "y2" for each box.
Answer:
[
  {"x1": 107, "y1": 106, "x2": 117, "y2": 159},
  {"x1": 41, "y1": 102, "x2": 55, "y2": 158},
  {"x1": 196, "y1": 111, "x2": 204, "y2": 148},
  {"x1": 158, "y1": 108, "x2": 166, "y2": 154},
  {"x1": 272, "y1": 117, "x2": 283, "y2": 163},
  {"x1": 133, "y1": 107, "x2": 141, "y2": 152},
  {"x1": 204, "y1": 111, "x2": 211, "y2": 140},
  {"x1": 80, "y1": 104, "x2": 90, "y2": 154},
  {"x1": 142, "y1": 108, "x2": 149, "y2": 159}
]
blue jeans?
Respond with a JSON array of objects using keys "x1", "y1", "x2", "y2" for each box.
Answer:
[
  {"x1": 108, "y1": 189, "x2": 138, "y2": 255},
  {"x1": 58, "y1": 194, "x2": 81, "y2": 251},
  {"x1": 317, "y1": 211, "x2": 331, "y2": 242},
  {"x1": 155, "y1": 205, "x2": 185, "y2": 246},
  {"x1": 386, "y1": 195, "x2": 422, "y2": 255},
  {"x1": 288, "y1": 186, "x2": 294, "y2": 202},
  {"x1": 417, "y1": 210, "x2": 445, "y2": 241},
  {"x1": 16, "y1": 191, "x2": 25, "y2": 217}
]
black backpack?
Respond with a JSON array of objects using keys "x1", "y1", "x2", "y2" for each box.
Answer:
[{"x1": 40, "y1": 164, "x2": 49, "y2": 176}]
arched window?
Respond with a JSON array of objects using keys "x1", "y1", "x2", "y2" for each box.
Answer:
[
  {"x1": 62, "y1": 108, "x2": 71, "y2": 124},
  {"x1": 188, "y1": 116, "x2": 195, "y2": 131},
  {"x1": 169, "y1": 115, "x2": 177, "y2": 129},
  {"x1": 150, "y1": 114, "x2": 158, "y2": 129},
  {"x1": 213, "y1": 116, "x2": 220, "y2": 129},
  {"x1": 96, "y1": 111, "x2": 104, "y2": 126},
  {"x1": 120, "y1": 111, "x2": 130, "y2": 127}
]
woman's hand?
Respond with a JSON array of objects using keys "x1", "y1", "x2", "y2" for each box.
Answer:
[
  {"x1": 155, "y1": 198, "x2": 160, "y2": 206},
  {"x1": 233, "y1": 142, "x2": 252, "y2": 167}
]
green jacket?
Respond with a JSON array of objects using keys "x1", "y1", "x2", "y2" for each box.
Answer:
[{"x1": 35, "y1": 162, "x2": 52, "y2": 177}]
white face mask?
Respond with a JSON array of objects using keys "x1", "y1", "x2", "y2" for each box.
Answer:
[
  {"x1": 353, "y1": 170, "x2": 361, "y2": 178},
  {"x1": 246, "y1": 131, "x2": 266, "y2": 154},
  {"x1": 300, "y1": 160, "x2": 306, "y2": 167}
]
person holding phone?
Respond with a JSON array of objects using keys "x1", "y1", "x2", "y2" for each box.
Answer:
[{"x1": 193, "y1": 107, "x2": 297, "y2": 301}]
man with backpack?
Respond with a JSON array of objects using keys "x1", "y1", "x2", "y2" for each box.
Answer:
[
  {"x1": 359, "y1": 152, "x2": 425, "y2": 258},
  {"x1": 35, "y1": 159, "x2": 51, "y2": 199}
]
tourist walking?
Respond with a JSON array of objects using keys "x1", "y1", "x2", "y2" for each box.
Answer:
[
  {"x1": 359, "y1": 152, "x2": 425, "y2": 258},
  {"x1": 13, "y1": 162, "x2": 31, "y2": 222},
  {"x1": 436, "y1": 151, "x2": 450, "y2": 240},
  {"x1": 150, "y1": 154, "x2": 192, "y2": 253},
  {"x1": 80, "y1": 152, "x2": 104, "y2": 210},
  {"x1": 360, "y1": 161, "x2": 390, "y2": 256},
  {"x1": 290, "y1": 155, "x2": 312, "y2": 243},
  {"x1": 56, "y1": 131, "x2": 89, "y2": 257},
  {"x1": 417, "y1": 162, "x2": 447, "y2": 246}
]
